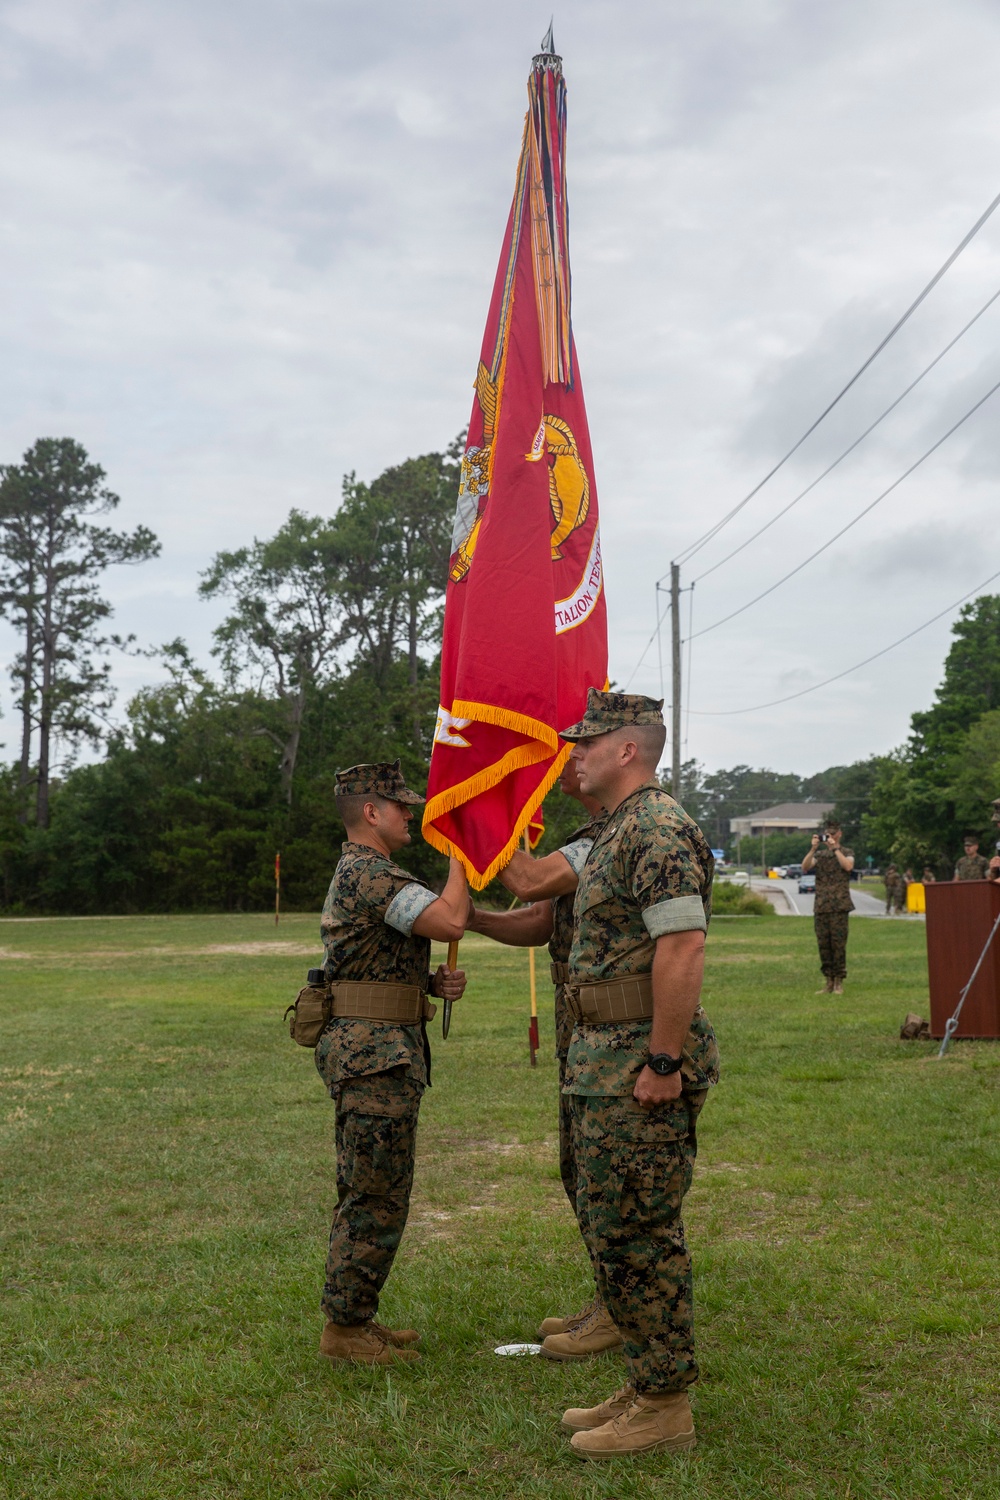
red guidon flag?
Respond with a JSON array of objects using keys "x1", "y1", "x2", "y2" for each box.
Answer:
[{"x1": 423, "y1": 34, "x2": 608, "y2": 888}]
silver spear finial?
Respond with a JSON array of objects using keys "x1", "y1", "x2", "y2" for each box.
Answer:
[{"x1": 533, "y1": 19, "x2": 561, "y2": 72}]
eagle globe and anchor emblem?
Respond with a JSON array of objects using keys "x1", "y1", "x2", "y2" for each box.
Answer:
[{"x1": 448, "y1": 366, "x2": 601, "y2": 637}]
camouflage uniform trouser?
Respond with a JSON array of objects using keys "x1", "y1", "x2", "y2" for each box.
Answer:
[
  {"x1": 570, "y1": 1089, "x2": 707, "y2": 1392},
  {"x1": 557, "y1": 1054, "x2": 577, "y2": 1215},
  {"x1": 814, "y1": 910, "x2": 850, "y2": 980},
  {"x1": 321, "y1": 1066, "x2": 423, "y2": 1326}
]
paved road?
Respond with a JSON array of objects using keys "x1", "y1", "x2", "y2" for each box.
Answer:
[{"x1": 749, "y1": 878, "x2": 922, "y2": 920}]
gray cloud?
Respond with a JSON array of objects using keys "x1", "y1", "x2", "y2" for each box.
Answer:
[{"x1": 2, "y1": 0, "x2": 1000, "y2": 776}]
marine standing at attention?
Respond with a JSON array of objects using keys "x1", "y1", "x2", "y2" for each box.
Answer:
[
  {"x1": 802, "y1": 820, "x2": 855, "y2": 994},
  {"x1": 883, "y1": 864, "x2": 900, "y2": 916},
  {"x1": 953, "y1": 836, "x2": 990, "y2": 881},
  {"x1": 554, "y1": 689, "x2": 719, "y2": 1460},
  {"x1": 316, "y1": 761, "x2": 468, "y2": 1365},
  {"x1": 466, "y1": 757, "x2": 622, "y2": 1361}
]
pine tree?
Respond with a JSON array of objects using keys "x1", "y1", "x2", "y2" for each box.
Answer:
[{"x1": 0, "y1": 438, "x2": 159, "y2": 826}]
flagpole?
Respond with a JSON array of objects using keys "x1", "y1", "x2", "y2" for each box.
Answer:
[
  {"x1": 525, "y1": 830, "x2": 540, "y2": 1066},
  {"x1": 442, "y1": 939, "x2": 459, "y2": 1039},
  {"x1": 274, "y1": 852, "x2": 280, "y2": 926}
]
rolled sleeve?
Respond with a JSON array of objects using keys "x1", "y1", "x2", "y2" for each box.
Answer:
[
  {"x1": 642, "y1": 894, "x2": 708, "y2": 938},
  {"x1": 384, "y1": 882, "x2": 438, "y2": 936},
  {"x1": 559, "y1": 837, "x2": 594, "y2": 877}
]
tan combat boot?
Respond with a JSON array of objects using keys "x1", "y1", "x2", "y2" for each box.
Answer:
[
  {"x1": 569, "y1": 1390, "x2": 696, "y2": 1459},
  {"x1": 832, "y1": 980, "x2": 844, "y2": 994},
  {"x1": 538, "y1": 1293, "x2": 599, "y2": 1339},
  {"x1": 319, "y1": 1319, "x2": 420, "y2": 1365},
  {"x1": 540, "y1": 1300, "x2": 623, "y2": 1361},
  {"x1": 370, "y1": 1319, "x2": 420, "y2": 1347},
  {"x1": 561, "y1": 1383, "x2": 635, "y2": 1432}
]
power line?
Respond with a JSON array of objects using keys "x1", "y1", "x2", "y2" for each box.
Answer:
[
  {"x1": 691, "y1": 283, "x2": 1000, "y2": 585},
  {"x1": 624, "y1": 583, "x2": 685, "y2": 691},
  {"x1": 687, "y1": 564, "x2": 1000, "y2": 716},
  {"x1": 690, "y1": 372, "x2": 1000, "y2": 641},
  {"x1": 666, "y1": 183, "x2": 1000, "y2": 575}
]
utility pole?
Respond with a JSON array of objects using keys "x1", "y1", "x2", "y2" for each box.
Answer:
[{"x1": 670, "y1": 562, "x2": 681, "y2": 799}]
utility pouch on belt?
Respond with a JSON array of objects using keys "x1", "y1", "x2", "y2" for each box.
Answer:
[
  {"x1": 285, "y1": 981, "x2": 332, "y2": 1047},
  {"x1": 284, "y1": 972, "x2": 436, "y2": 1047},
  {"x1": 550, "y1": 961, "x2": 569, "y2": 985}
]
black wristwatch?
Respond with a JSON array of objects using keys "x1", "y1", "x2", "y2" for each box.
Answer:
[{"x1": 647, "y1": 1052, "x2": 683, "y2": 1077}]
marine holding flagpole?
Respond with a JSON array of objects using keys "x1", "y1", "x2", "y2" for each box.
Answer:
[
  {"x1": 421, "y1": 31, "x2": 721, "y2": 1460},
  {"x1": 314, "y1": 761, "x2": 468, "y2": 1366}
]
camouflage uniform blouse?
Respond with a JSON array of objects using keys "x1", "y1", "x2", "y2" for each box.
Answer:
[
  {"x1": 549, "y1": 812, "x2": 608, "y2": 1056},
  {"x1": 562, "y1": 782, "x2": 719, "y2": 1097},
  {"x1": 812, "y1": 845, "x2": 855, "y2": 914},
  {"x1": 317, "y1": 843, "x2": 438, "y2": 1087},
  {"x1": 955, "y1": 853, "x2": 990, "y2": 881}
]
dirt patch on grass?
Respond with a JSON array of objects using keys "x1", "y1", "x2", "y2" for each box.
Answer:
[
  {"x1": 709, "y1": 952, "x2": 796, "y2": 964},
  {"x1": 0, "y1": 941, "x2": 319, "y2": 961}
]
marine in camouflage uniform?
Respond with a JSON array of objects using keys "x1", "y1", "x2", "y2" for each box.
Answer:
[
  {"x1": 883, "y1": 864, "x2": 900, "y2": 916},
  {"x1": 893, "y1": 870, "x2": 907, "y2": 913},
  {"x1": 468, "y1": 778, "x2": 620, "y2": 1356},
  {"x1": 954, "y1": 842, "x2": 990, "y2": 881},
  {"x1": 560, "y1": 691, "x2": 719, "y2": 1403},
  {"x1": 807, "y1": 825, "x2": 854, "y2": 986},
  {"x1": 317, "y1": 761, "x2": 464, "y2": 1340},
  {"x1": 551, "y1": 814, "x2": 607, "y2": 1212}
]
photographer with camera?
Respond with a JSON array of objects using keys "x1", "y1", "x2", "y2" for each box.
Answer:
[{"x1": 802, "y1": 820, "x2": 855, "y2": 995}]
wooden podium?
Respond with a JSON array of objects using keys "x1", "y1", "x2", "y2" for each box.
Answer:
[{"x1": 925, "y1": 880, "x2": 1000, "y2": 1039}]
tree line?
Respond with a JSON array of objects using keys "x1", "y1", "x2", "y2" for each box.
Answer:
[
  {"x1": 0, "y1": 435, "x2": 461, "y2": 911},
  {"x1": 2, "y1": 435, "x2": 999, "y2": 912}
]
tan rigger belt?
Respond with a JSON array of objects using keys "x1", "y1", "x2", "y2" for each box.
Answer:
[
  {"x1": 564, "y1": 973, "x2": 654, "y2": 1025},
  {"x1": 550, "y1": 961, "x2": 569, "y2": 986},
  {"x1": 329, "y1": 981, "x2": 436, "y2": 1024}
]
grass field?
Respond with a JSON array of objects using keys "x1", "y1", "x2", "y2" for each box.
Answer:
[{"x1": 1, "y1": 912, "x2": 998, "y2": 1499}]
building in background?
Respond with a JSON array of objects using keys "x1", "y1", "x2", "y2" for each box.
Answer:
[
  {"x1": 729, "y1": 803, "x2": 836, "y2": 839},
  {"x1": 729, "y1": 802, "x2": 836, "y2": 869}
]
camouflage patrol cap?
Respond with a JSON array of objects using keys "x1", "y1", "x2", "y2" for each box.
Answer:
[
  {"x1": 559, "y1": 687, "x2": 665, "y2": 741},
  {"x1": 334, "y1": 759, "x2": 424, "y2": 804}
]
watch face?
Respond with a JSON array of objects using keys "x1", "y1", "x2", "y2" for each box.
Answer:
[{"x1": 649, "y1": 1053, "x2": 680, "y2": 1076}]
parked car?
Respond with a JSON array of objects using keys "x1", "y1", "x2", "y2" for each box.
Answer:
[
  {"x1": 798, "y1": 870, "x2": 816, "y2": 893},
  {"x1": 784, "y1": 864, "x2": 803, "y2": 881}
]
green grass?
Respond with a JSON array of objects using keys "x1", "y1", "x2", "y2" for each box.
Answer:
[{"x1": 1, "y1": 912, "x2": 998, "y2": 1499}]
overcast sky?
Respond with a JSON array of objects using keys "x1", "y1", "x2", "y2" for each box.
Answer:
[{"x1": 2, "y1": 0, "x2": 1000, "y2": 779}]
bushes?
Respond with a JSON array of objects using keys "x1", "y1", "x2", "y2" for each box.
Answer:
[{"x1": 712, "y1": 879, "x2": 776, "y2": 917}]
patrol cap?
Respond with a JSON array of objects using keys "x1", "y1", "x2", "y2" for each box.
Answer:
[
  {"x1": 559, "y1": 687, "x2": 665, "y2": 741},
  {"x1": 334, "y1": 759, "x2": 424, "y2": 804},
  {"x1": 963, "y1": 834, "x2": 980, "y2": 846}
]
